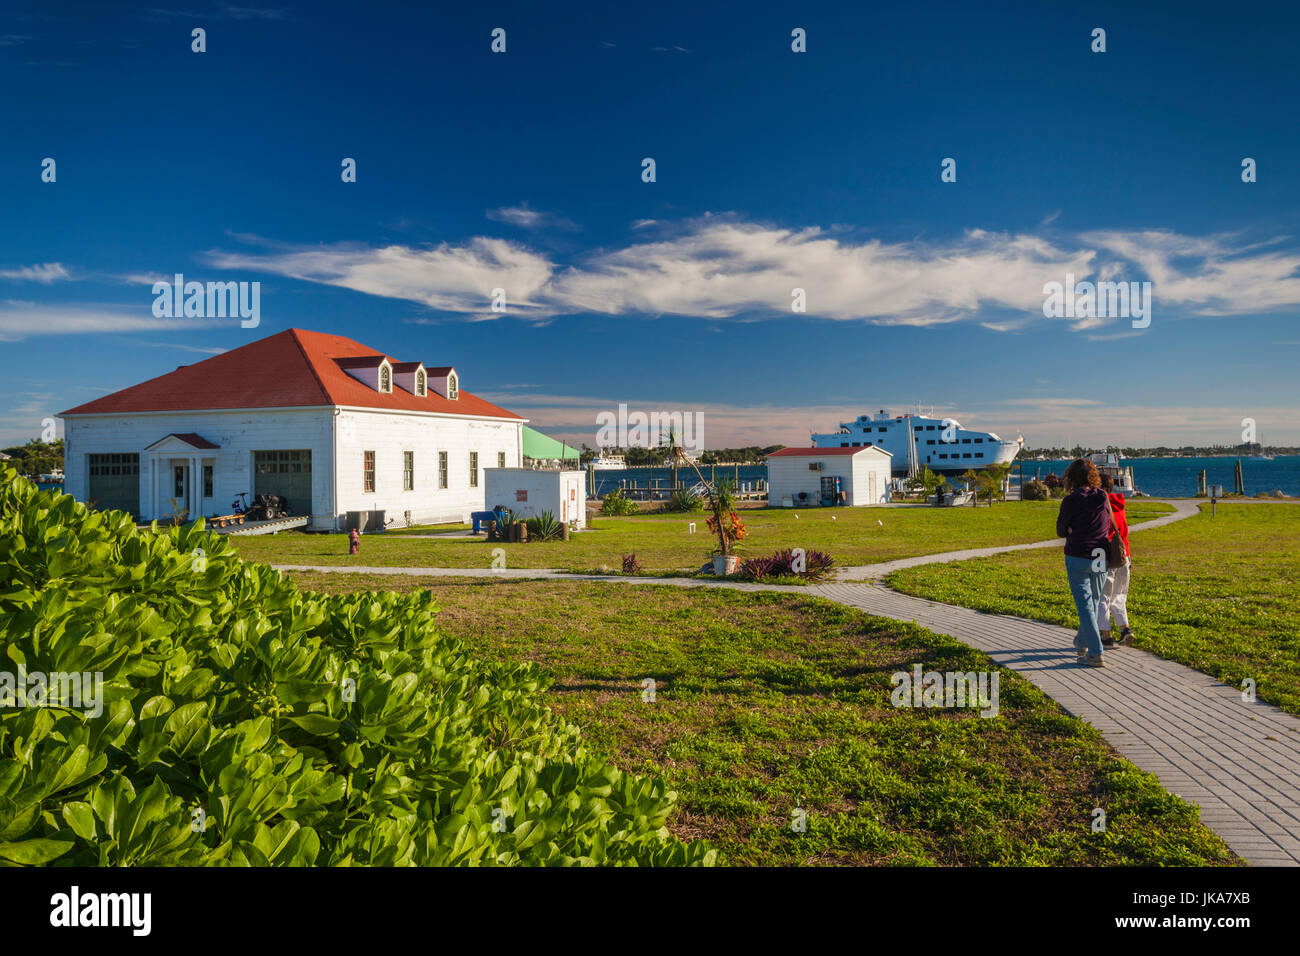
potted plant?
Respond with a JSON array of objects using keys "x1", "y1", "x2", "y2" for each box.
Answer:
[
  {"x1": 707, "y1": 506, "x2": 746, "y2": 575},
  {"x1": 663, "y1": 431, "x2": 745, "y2": 576}
]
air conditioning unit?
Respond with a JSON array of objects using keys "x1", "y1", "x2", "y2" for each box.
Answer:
[{"x1": 808, "y1": 461, "x2": 824, "y2": 471}]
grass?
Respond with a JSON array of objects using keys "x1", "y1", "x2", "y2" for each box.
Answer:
[
  {"x1": 285, "y1": 571, "x2": 1235, "y2": 866},
  {"x1": 229, "y1": 500, "x2": 1174, "y2": 572},
  {"x1": 887, "y1": 502, "x2": 1300, "y2": 715}
]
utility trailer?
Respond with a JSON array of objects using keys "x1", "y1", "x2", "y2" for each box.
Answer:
[{"x1": 209, "y1": 515, "x2": 309, "y2": 536}]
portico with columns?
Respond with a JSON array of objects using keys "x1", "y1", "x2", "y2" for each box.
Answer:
[{"x1": 143, "y1": 433, "x2": 220, "y2": 521}]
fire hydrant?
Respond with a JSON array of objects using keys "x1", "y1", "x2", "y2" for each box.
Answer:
[{"x1": 348, "y1": 528, "x2": 360, "y2": 555}]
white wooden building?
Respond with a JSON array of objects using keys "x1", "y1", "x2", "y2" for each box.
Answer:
[
  {"x1": 59, "y1": 329, "x2": 528, "y2": 530},
  {"x1": 485, "y1": 468, "x2": 587, "y2": 530},
  {"x1": 765, "y1": 446, "x2": 893, "y2": 507}
]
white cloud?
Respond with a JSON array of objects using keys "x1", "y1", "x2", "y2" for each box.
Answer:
[
  {"x1": 486, "y1": 205, "x2": 578, "y2": 231},
  {"x1": 0, "y1": 302, "x2": 207, "y2": 341},
  {"x1": 196, "y1": 219, "x2": 1300, "y2": 329},
  {"x1": 205, "y1": 238, "x2": 557, "y2": 318},
  {"x1": 1, "y1": 263, "x2": 72, "y2": 283}
]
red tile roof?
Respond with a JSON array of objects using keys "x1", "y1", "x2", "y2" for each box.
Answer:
[
  {"x1": 60, "y1": 329, "x2": 525, "y2": 420},
  {"x1": 767, "y1": 446, "x2": 891, "y2": 457}
]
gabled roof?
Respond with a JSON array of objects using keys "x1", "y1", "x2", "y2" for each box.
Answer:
[
  {"x1": 144, "y1": 432, "x2": 221, "y2": 450},
  {"x1": 60, "y1": 329, "x2": 525, "y2": 420},
  {"x1": 768, "y1": 446, "x2": 893, "y2": 457}
]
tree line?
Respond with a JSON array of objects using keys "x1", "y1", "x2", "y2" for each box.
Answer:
[{"x1": 3, "y1": 439, "x2": 64, "y2": 479}]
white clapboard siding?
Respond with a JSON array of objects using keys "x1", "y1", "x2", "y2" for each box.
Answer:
[
  {"x1": 63, "y1": 408, "x2": 335, "y2": 526},
  {"x1": 333, "y1": 407, "x2": 522, "y2": 527}
]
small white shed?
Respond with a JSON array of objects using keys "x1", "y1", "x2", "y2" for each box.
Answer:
[
  {"x1": 765, "y1": 446, "x2": 892, "y2": 507},
  {"x1": 485, "y1": 468, "x2": 587, "y2": 529}
]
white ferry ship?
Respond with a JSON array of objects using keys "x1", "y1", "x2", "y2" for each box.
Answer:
[
  {"x1": 589, "y1": 455, "x2": 627, "y2": 470},
  {"x1": 812, "y1": 409, "x2": 1021, "y2": 477}
]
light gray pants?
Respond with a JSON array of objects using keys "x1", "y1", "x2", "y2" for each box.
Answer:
[{"x1": 1099, "y1": 563, "x2": 1131, "y2": 629}]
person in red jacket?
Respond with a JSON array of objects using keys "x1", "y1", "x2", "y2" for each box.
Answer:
[{"x1": 1097, "y1": 474, "x2": 1134, "y2": 646}]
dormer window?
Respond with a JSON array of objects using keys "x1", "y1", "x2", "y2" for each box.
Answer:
[
  {"x1": 415, "y1": 369, "x2": 426, "y2": 396},
  {"x1": 379, "y1": 364, "x2": 391, "y2": 393},
  {"x1": 426, "y1": 366, "x2": 459, "y2": 399}
]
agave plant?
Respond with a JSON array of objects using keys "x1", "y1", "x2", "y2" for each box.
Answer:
[{"x1": 525, "y1": 509, "x2": 563, "y2": 541}]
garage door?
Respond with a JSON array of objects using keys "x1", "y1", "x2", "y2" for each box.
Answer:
[
  {"x1": 88, "y1": 453, "x2": 140, "y2": 517},
  {"x1": 253, "y1": 450, "x2": 312, "y2": 516}
]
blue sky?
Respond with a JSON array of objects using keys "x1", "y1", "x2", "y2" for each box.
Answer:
[{"x1": 2, "y1": 0, "x2": 1298, "y2": 450}]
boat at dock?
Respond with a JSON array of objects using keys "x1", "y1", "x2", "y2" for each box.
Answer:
[
  {"x1": 589, "y1": 455, "x2": 627, "y2": 470},
  {"x1": 812, "y1": 408, "x2": 1021, "y2": 478},
  {"x1": 1088, "y1": 452, "x2": 1140, "y2": 496}
]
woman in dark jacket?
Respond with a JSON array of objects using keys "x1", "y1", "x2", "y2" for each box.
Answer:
[{"x1": 1056, "y1": 458, "x2": 1111, "y2": 666}]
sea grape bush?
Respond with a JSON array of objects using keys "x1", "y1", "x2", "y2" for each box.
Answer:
[
  {"x1": 0, "y1": 468, "x2": 715, "y2": 866},
  {"x1": 740, "y1": 548, "x2": 835, "y2": 582}
]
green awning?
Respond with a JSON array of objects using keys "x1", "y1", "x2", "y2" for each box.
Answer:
[{"x1": 522, "y1": 426, "x2": 580, "y2": 462}]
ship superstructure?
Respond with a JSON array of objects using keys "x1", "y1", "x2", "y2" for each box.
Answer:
[{"x1": 812, "y1": 409, "x2": 1021, "y2": 477}]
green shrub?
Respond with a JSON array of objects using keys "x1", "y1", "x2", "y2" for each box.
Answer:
[
  {"x1": 1020, "y1": 479, "x2": 1051, "y2": 501},
  {"x1": 599, "y1": 489, "x2": 639, "y2": 516},
  {"x1": 0, "y1": 468, "x2": 714, "y2": 867}
]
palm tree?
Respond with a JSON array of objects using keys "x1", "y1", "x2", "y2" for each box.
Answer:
[
  {"x1": 984, "y1": 461, "x2": 1012, "y2": 503},
  {"x1": 908, "y1": 465, "x2": 949, "y2": 504}
]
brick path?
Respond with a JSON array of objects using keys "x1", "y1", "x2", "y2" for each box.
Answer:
[{"x1": 276, "y1": 499, "x2": 1300, "y2": 865}]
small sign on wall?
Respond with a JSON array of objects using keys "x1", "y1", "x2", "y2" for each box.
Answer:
[{"x1": 516, "y1": 489, "x2": 528, "y2": 502}]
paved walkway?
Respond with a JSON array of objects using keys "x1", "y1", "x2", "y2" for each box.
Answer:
[{"x1": 276, "y1": 498, "x2": 1300, "y2": 865}]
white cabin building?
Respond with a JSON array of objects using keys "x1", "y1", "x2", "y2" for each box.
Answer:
[
  {"x1": 59, "y1": 328, "x2": 527, "y2": 530},
  {"x1": 765, "y1": 446, "x2": 893, "y2": 507}
]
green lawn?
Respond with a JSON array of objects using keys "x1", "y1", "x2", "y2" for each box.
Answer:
[
  {"x1": 888, "y1": 502, "x2": 1300, "y2": 715},
  {"x1": 230, "y1": 500, "x2": 1174, "y2": 572},
  {"x1": 285, "y1": 571, "x2": 1235, "y2": 866}
]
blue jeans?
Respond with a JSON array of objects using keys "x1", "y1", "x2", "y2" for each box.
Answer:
[{"x1": 1064, "y1": 555, "x2": 1107, "y2": 657}]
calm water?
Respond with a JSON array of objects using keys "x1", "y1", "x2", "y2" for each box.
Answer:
[
  {"x1": 590, "y1": 457, "x2": 1300, "y2": 499},
  {"x1": 1015, "y1": 457, "x2": 1300, "y2": 498},
  {"x1": 588, "y1": 464, "x2": 767, "y2": 497}
]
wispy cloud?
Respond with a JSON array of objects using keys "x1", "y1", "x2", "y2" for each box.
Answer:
[
  {"x1": 0, "y1": 263, "x2": 72, "y2": 283},
  {"x1": 135, "y1": 340, "x2": 229, "y2": 354},
  {"x1": 0, "y1": 302, "x2": 207, "y2": 341},
  {"x1": 200, "y1": 217, "x2": 1300, "y2": 330},
  {"x1": 486, "y1": 205, "x2": 578, "y2": 231},
  {"x1": 204, "y1": 236, "x2": 556, "y2": 319},
  {"x1": 140, "y1": 5, "x2": 290, "y2": 21}
]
